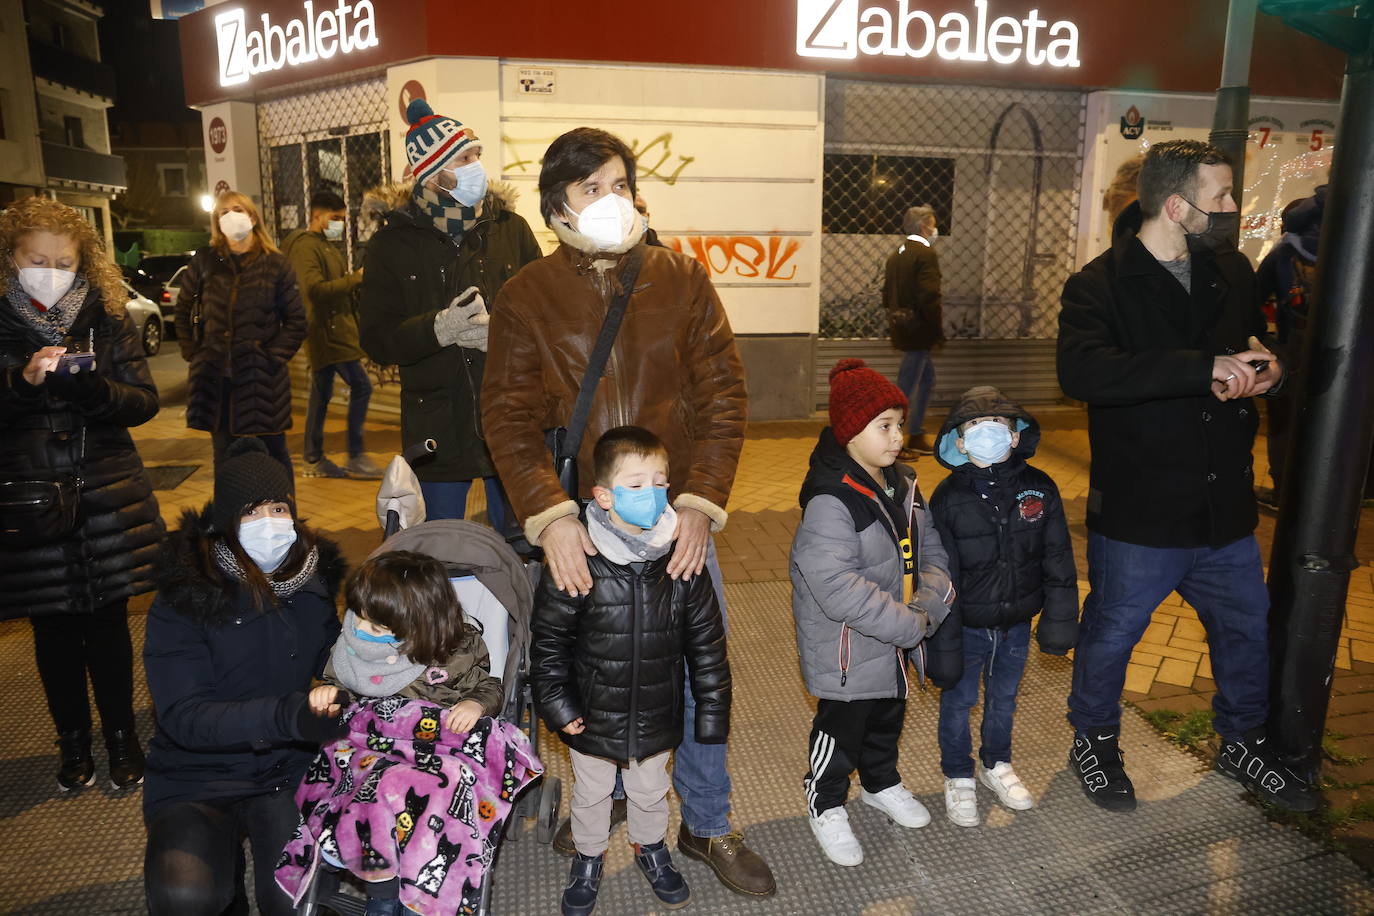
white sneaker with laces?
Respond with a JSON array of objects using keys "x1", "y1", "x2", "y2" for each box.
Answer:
[
  {"x1": 809, "y1": 806, "x2": 864, "y2": 866},
  {"x1": 859, "y1": 783, "x2": 931, "y2": 828},
  {"x1": 978, "y1": 761, "x2": 1035, "y2": 810},
  {"x1": 944, "y1": 777, "x2": 980, "y2": 827}
]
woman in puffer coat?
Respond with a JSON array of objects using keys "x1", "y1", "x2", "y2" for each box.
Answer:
[
  {"x1": 175, "y1": 190, "x2": 306, "y2": 477},
  {"x1": 0, "y1": 196, "x2": 163, "y2": 792}
]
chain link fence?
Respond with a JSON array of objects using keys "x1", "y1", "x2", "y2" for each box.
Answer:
[{"x1": 822, "y1": 80, "x2": 1084, "y2": 341}]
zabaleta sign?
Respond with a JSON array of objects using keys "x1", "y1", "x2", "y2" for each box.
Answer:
[
  {"x1": 215, "y1": 0, "x2": 379, "y2": 88},
  {"x1": 797, "y1": 0, "x2": 1081, "y2": 67}
]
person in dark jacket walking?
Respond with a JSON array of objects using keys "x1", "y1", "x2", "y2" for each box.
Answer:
[
  {"x1": 531, "y1": 426, "x2": 730, "y2": 916},
  {"x1": 926, "y1": 385, "x2": 1078, "y2": 827},
  {"x1": 358, "y1": 100, "x2": 541, "y2": 531},
  {"x1": 282, "y1": 189, "x2": 382, "y2": 480},
  {"x1": 0, "y1": 196, "x2": 164, "y2": 791},
  {"x1": 142, "y1": 439, "x2": 347, "y2": 916},
  {"x1": 175, "y1": 190, "x2": 307, "y2": 478},
  {"x1": 790, "y1": 360, "x2": 953, "y2": 868},
  {"x1": 884, "y1": 204, "x2": 945, "y2": 457},
  {"x1": 1057, "y1": 139, "x2": 1316, "y2": 815}
]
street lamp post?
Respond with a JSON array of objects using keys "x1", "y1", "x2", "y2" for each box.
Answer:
[{"x1": 1210, "y1": 0, "x2": 1259, "y2": 225}]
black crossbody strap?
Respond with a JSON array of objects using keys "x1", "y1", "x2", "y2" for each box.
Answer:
[{"x1": 561, "y1": 250, "x2": 644, "y2": 460}]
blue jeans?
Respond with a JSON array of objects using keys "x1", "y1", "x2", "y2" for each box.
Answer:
[
  {"x1": 419, "y1": 478, "x2": 509, "y2": 535},
  {"x1": 303, "y1": 360, "x2": 372, "y2": 463},
  {"x1": 897, "y1": 350, "x2": 936, "y2": 436},
  {"x1": 1068, "y1": 533, "x2": 1270, "y2": 740},
  {"x1": 938, "y1": 622, "x2": 1031, "y2": 778}
]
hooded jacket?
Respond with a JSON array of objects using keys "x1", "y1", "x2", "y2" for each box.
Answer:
[
  {"x1": 0, "y1": 287, "x2": 164, "y2": 618},
  {"x1": 280, "y1": 226, "x2": 364, "y2": 370},
  {"x1": 1057, "y1": 201, "x2": 1271, "y2": 549},
  {"x1": 141, "y1": 506, "x2": 345, "y2": 816},
  {"x1": 529, "y1": 549, "x2": 731, "y2": 765},
  {"x1": 789, "y1": 428, "x2": 953, "y2": 701},
  {"x1": 358, "y1": 183, "x2": 542, "y2": 482},
  {"x1": 483, "y1": 219, "x2": 748, "y2": 545},
  {"x1": 924, "y1": 387, "x2": 1079, "y2": 686}
]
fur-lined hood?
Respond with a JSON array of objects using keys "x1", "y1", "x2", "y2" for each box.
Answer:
[
  {"x1": 153, "y1": 505, "x2": 347, "y2": 628},
  {"x1": 371, "y1": 179, "x2": 521, "y2": 229}
]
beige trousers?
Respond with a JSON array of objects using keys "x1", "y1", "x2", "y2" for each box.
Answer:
[{"x1": 568, "y1": 748, "x2": 672, "y2": 856}]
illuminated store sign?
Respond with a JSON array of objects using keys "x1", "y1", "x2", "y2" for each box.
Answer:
[
  {"x1": 216, "y1": 0, "x2": 379, "y2": 87},
  {"x1": 797, "y1": 0, "x2": 1080, "y2": 68}
]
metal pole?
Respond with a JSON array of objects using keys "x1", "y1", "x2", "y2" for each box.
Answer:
[
  {"x1": 1268, "y1": 5, "x2": 1374, "y2": 780},
  {"x1": 1210, "y1": 0, "x2": 1259, "y2": 227}
]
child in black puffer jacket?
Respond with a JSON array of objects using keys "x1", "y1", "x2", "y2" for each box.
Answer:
[{"x1": 926, "y1": 386, "x2": 1079, "y2": 828}]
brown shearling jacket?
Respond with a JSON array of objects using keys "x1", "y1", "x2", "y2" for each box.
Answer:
[{"x1": 483, "y1": 224, "x2": 747, "y2": 545}]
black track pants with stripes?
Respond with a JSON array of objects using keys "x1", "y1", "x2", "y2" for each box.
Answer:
[{"x1": 803, "y1": 697, "x2": 906, "y2": 817}]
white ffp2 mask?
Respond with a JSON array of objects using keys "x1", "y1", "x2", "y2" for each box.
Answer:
[
  {"x1": 219, "y1": 211, "x2": 254, "y2": 243},
  {"x1": 568, "y1": 194, "x2": 638, "y2": 250},
  {"x1": 17, "y1": 267, "x2": 77, "y2": 308}
]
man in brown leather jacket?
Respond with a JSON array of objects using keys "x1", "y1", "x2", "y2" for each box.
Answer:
[{"x1": 483, "y1": 127, "x2": 774, "y2": 898}]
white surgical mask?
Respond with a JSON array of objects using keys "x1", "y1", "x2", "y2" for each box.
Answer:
[
  {"x1": 324, "y1": 219, "x2": 344, "y2": 241},
  {"x1": 17, "y1": 267, "x2": 76, "y2": 308},
  {"x1": 238, "y1": 516, "x2": 297, "y2": 572},
  {"x1": 219, "y1": 210, "x2": 254, "y2": 243},
  {"x1": 928, "y1": 226, "x2": 939, "y2": 240},
  {"x1": 962, "y1": 421, "x2": 1014, "y2": 465},
  {"x1": 444, "y1": 160, "x2": 488, "y2": 208},
  {"x1": 568, "y1": 193, "x2": 638, "y2": 250}
]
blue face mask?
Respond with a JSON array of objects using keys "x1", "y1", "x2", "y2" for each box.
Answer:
[
  {"x1": 353, "y1": 626, "x2": 399, "y2": 644},
  {"x1": 611, "y1": 485, "x2": 669, "y2": 529},
  {"x1": 962, "y1": 421, "x2": 1014, "y2": 465},
  {"x1": 324, "y1": 219, "x2": 344, "y2": 241}
]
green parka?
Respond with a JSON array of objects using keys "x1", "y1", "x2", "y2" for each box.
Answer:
[{"x1": 280, "y1": 227, "x2": 364, "y2": 370}]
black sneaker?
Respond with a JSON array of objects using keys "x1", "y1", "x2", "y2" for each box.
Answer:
[
  {"x1": 561, "y1": 851, "x2": 604, "y2": 916},
  {"x1": 106, "y1": 728, "x2": 145, "y2": 789},
  {"x1": 1070, "y1": 730, "x2": 1136, "y2": 812},
  {"x1": 634, "y1": 840, "x2": 690, "y2": 909},
  {"x1": 1215, "y1": 728, "x2": 1320, "y2": 813},
  {"x1": 56, "y1": 729, "x2": 95, "y2": 791}
]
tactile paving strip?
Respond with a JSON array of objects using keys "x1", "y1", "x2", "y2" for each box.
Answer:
[{"x1": 2, "y1": 581, "x2": 1372, "y2": 914}]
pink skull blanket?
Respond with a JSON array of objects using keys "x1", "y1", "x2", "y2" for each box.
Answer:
[{"x1": 274, "y1": 696, "x2": 543, "y2": 915}]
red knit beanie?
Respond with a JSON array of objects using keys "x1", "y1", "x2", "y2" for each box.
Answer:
[{"x1": 828, "y1": 358, "x2": 908, "y2": 446}]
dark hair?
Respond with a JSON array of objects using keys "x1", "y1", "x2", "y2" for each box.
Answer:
[
  {"x1": 592, "y1": 425, "x2": 669, "y2": 487},
  {"x1": 345, "y1": 550, "x2": 477, "y2": 667},
  {"x1": 309, "y1": 190, "x2": 346, "y2": 213},
  {"x1": 1137, "y1": 140, "x2": 1231, "y2": 219},
  {"x1": 538, "y1": 127, "x2": 638, "y2": 226},
  {"x1": 202, "y1": 510, "x2": 319, "y2": 613}
]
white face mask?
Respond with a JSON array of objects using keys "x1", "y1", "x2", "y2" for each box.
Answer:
[
  {"x1": 568, "y1": 193, "x2": 639, "y2": 249},
  {"x1": 443, "y1": 160, "x2": 488, "y2": 208},
  {"x1": 324, "y1": 219, "x2": 344, "y2": 241},
  {"x1": 219, "y1": 210, "x2": 254, "y2": 243},
  {"x1": 928, "y1": 226, "x2": 939, "y2": 240},
  {"x1": 238, "y1": 516, "x2": 297, "y2": 572},
  {"x1": 962, "y1": 421, "x2": 1014, "y2": 465},
  {"x1": 17, "y1": 267, "x2": 77, "y2": 308}
]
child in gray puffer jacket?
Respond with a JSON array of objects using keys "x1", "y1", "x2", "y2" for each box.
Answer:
[{"x1": 790, "y1": 359, "x2": 954, "y2": 869}]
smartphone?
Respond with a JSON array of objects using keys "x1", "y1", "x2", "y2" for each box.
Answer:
[{"x1": 53, "y1": 352, "x2": 96, "y2": 376}]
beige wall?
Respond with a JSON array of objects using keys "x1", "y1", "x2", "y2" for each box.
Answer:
[{"x1": 0, "y1": 0, "x2": 45, "y2": 187}]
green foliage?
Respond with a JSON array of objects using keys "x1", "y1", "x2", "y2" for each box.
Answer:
[{"x1": 1142, "y1": 708, "x2": 1216, "y2": 750}]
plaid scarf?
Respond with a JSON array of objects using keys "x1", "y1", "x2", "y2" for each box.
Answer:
[
  {"x1": 5, "y1": 274, "x2": 89, "y2": 345},
  {"x1": 414, "y1": 182, "x2": 483, "y2": 242},
  {"x1": 213, "y1": 540, "x2": 320, "y2": 598}
]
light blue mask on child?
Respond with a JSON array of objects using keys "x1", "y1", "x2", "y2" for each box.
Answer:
[
  {"x1": 612, "y1": 485, "x2": 669, "y2": 529},
  {"x1": 353, "y1": 627, "x2": 399, "y2": 644},
  {"x1": 962, "y1": 421, "x2": 1014, "y2": 465}
]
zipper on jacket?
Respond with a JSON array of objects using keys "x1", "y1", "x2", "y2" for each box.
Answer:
[
  {"x1": 838, "y1": 622, "x2": 850, "y2": 687},
  {"x1": 629, "y1": 568, "x2": 643, "y2": 758},
  {"x1": 439, "y1": 224, "x2": 487, "y2": 443}
]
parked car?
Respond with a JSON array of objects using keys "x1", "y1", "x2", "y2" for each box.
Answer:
[
  {"x1": 139, "y1": 252, "x2": 194, "y2": 324},
  {"x1": 122, "y1": 281, "x2": 165, "y2": 357},
  {"x1": 163, "y1": 264, "x2": 188, "y2": 327}
]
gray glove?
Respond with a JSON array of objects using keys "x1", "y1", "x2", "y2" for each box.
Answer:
[{"x1": 434, "y1": 287, "x2": 489, "y2": 350}]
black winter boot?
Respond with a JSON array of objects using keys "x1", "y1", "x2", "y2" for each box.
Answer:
[
  {"x1": 562, "y1": 851, "x2": 605, "y2": 916},
  {"x1": 106, "y1": 728, "x2": 145, "y2": 789},
  {"x1": 1070, "y1": 729, "x2": 1136, "y2": 812},
  {"x1": 56, "y1": 729, "x2": 95, "y2": 791}
]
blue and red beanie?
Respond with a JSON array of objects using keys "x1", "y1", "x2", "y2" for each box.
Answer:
[{"x1": 404, "y1": 99, "x2": 480, "y2": 186}]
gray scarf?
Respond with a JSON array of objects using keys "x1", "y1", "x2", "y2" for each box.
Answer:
[
  {"x1": 330, "y1": 609, "x2": 426, "y2": 697},
  {"x1": 212, "y1": 541, "x2": 319, "y2": 598},
  {"x1": 585, "y1": 503, "x2": 676, "y2": 566},
  {"x1": 5, "y1": 274, "x2": 90, "y2": 345}
]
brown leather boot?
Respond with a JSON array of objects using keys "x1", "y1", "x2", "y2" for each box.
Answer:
[
  {"x1": 553, "y1": 796, "x2": 628, "y2": 856},
  {"x1": 676, "y1": 823, "x2": 776, "y2": 897}
]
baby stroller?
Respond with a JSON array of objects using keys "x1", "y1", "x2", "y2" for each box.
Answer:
[{"x1": 293, "y1": 444, "x2": 562, "y2": 916}]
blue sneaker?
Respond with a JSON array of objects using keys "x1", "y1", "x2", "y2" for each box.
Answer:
[
  {"x1": 634, "y1": 840, "x2": 690, "y2": 908},
  {"x1": 562, "y1": 851, "x2": 604, "y2": 916}
]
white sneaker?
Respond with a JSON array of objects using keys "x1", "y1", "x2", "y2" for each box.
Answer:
[
  {"x1": 809, "y1": 806, "x2": 864, "y2": 866},
  {"x1": 944, "y1": 777, "x2": 980, "y2": 827},
  {"x1": 978, "y1": 761, "x2": 1035, "y2": 810},
  {"x1": 859, "y1": 783, "x2": 931, "y2": 828}
]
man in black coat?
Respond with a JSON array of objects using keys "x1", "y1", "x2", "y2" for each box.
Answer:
[
  {"x1": 1057, "y1": 139, "x2": 1316, "y2": 814},
  {"x1": 884, "y1": 205, "x2": 945, "y2": 457}
]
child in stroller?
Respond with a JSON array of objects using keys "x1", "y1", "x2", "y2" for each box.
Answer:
[{"x1": 275, "y1": 526, "x2": 544, "y2": 916}]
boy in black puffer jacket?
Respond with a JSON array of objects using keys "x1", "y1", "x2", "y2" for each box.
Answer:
[
  {"x1": 926, "y1": 386, "x2": 1079, "y2": 828},
  {"x1": 531, "y1": 425, "x2": 730, "y2": 916}
]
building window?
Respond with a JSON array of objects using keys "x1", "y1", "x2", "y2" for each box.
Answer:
[
  {"x1": 63, "y1": 116, "x2": 84, "y2": 148},
  {"x1": 51, "y1": 21, "x2": 67, "y2": 49},
  {"x1": 822, "y1": 153, "x2": 955, "y2": 235},
  {"x1": 159, "y1": 164, "x2": 188, "y2": 197}
]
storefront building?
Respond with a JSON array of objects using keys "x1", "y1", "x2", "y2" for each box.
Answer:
[{"x1": 177, "y1": 0, "x2": 1343, "y2": 420}]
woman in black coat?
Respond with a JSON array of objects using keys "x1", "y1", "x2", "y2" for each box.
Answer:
[
  {"x1": 0, "y1": 196, "x2": 164, "y2": 791},
  {"x1": 175, "y1": 190, "x2": 306, "y2": 477},
  {"x1": 142, "y1": 438, "x2": 346, "y2": 916}
]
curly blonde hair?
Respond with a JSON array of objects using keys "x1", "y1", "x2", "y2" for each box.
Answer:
[{"x1": 0, "y1": 196, "x2": 126, "y2": 317}]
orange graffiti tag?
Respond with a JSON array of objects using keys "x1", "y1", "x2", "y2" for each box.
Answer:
[{"x1": 664, "y1": 236, "x2": 801, "y2": 281}]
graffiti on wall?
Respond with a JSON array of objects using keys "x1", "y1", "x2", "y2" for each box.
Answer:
[
  {"x1": 504, "y1": 132, "x2": 696, "y2": 185},
  {"x1": 663, "y1": 235, "x2": 803, "y2": 281}
]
